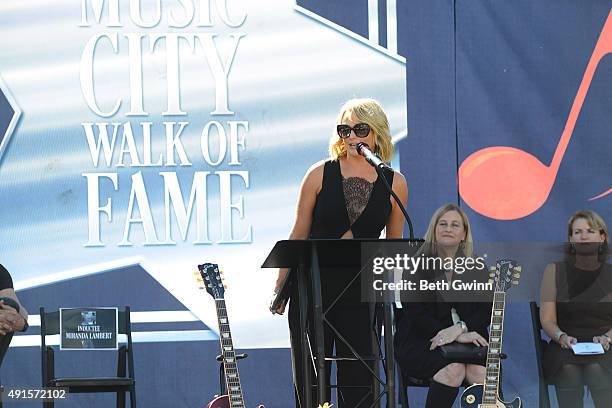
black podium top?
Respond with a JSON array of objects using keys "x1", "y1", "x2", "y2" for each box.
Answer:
[{"x1": 261, "y1": 238, "x2": 423, "y2": 269}]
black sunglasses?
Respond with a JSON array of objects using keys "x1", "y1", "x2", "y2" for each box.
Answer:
[{"x1": 337, "y1": 123, "x2": 371, "y2": 138}]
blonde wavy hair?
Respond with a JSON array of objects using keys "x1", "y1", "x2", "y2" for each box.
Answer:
[
  {"x1": 329, "y1": 98, "x2": 394, "y2": 162},
  {"x1": 419, "y1": 203, "x2": 474, "y2": 258}
]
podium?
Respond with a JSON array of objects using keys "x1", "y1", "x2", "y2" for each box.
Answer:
[{"x1": 262, "y1": 238, "x2": 422, "y2": 408}]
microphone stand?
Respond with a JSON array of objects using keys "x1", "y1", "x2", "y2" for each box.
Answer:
[
  {"x1": 370, "y1": 162, "x2": 418, "y2": 408},
  {"x1": 374, "y1": 165, "x2": 415, "y2": 239}
]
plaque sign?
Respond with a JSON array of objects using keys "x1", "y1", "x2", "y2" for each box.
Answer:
[{"x1": 59, "y1": 307, "x2": 118, "y2": 350}]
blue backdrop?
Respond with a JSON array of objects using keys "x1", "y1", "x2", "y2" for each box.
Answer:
[{"x1": 1, "y1": 0, "x2": 611, "y2": 407}]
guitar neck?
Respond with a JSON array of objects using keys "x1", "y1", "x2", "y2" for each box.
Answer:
[
  {"x1": 215, "y1": 299, "x2": 245, "y2": 407},
  {"x1": 482, "y1": 291, "x2": 506, "y2": 405}
]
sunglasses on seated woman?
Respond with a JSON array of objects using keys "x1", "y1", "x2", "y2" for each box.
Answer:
[{"x1": 337, "y1": 123, "x2": 371, "y2": 138}]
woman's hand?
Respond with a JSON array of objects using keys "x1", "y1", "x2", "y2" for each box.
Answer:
[
  {"x1": 593, "y1": 335, "x2": 611, "y2": 351},
  {"x1": 270, "y1": 268, "x2": 290, "y2": 315},
  {"x1": 269, "y1": 293, "x2": 287, "y2": 315},
  {"x1": 0, "y1": 301, "x2": 24, "y2": 335},
  {"x1": 430, "y1": 324, "x2": 464, "y2": 350},
  {"x1": 456, "y1": 331, "x2": 489, "y2": 347},
  {"x1": 558, "y1": 333, "x2": 578, "y2": 349}
]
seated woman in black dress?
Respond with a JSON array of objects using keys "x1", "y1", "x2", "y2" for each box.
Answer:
[
  {"x1": 540, "y1": 210, "x2": 612, "y2": 408},
  {"x1": 394, "y1": 203, "x2": 490, "y2": 408}
]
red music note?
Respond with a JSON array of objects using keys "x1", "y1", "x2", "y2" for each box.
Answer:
[{"x1": 458, "y1": 9, "x2": 612, "y2": 220}]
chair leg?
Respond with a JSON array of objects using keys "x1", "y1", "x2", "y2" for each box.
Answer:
[
  {"x1": 398, "y1": 374, "x2": 409, "y2": 408},
  {"x1": 402, "y1": 389, "x2": 409, "y2": 408},
  {"x1": 540, "y1": 381, "x2": 551, "y2": 408},
  {"x1": 130, "y1": 386, "x2": 136, "y2": 408},
  {"x1": 117, "y1": 390, "x2": 126, "y2": 408}
]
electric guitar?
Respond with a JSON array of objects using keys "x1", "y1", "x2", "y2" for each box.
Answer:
[
  {"x1": 198, "y1": 263, "x2": 265, "y2": 408},
  {"x1": 460, "y1": 259, "x2": 522, "y2": 408}
]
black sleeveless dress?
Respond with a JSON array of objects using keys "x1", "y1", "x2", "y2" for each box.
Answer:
[
  {"x1": 543, "y1": 262, "x2": 612, "y2": 380},
  {"x1": 310, "y1": 159, "x2": 394, "y2": 303},
  {"x1": 288, "y1": 159, "x2": 394, "y2": 408},
  {"x1": 309, "y1": 159, "x2": 393, "y2": 239}
]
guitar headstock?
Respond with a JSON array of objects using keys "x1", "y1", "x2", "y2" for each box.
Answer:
[
  {"x1": 488, "y1": 259, "x2": 521, "y2": 293},
  {"x1": 197, "y1": 263, "x2": 225, "y2": 300}
]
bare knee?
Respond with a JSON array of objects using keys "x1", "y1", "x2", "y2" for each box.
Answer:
[
  {"x1": 433, "y1": 363, "x2": 466, "y2": 387},
  {"x1": 465, "y1": 364, "x2": 486, "y2": 385}
]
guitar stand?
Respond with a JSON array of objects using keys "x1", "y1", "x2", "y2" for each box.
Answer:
[{"x1": 216, "y1": 353, "x2": 248, "y2": 395}]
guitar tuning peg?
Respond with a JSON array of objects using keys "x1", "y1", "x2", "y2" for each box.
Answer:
[
  {"x1": 512, "y1": 281, "x2": 520, "y2": 285},
  {"x1": 514, "y1": 266, "x2": 522, "y2": 272},
  {"x1": 196, "y1": 278, "x2": 203, "y2": 282},
  {"x1": 489, "y1": 266, "x2": 496, "y2": 272},
  {"x1": 223, "y1": 284, "x2": 228, "y2": 289},
  {"x1": 489, "y1": 273, "x2": 495, "y2": 278},
  {"x1": 488, "y1": 279, "x2": 493, "y2": 284},
  {"x1": 198, "y1": 286, "x2": 204, "y2": 290},
  {"x1": 513, "y1": 273, "x2": 521, "y2": 278},
  {"x1": 194, "y1": 271, "x2": 201, "y2": 276}
]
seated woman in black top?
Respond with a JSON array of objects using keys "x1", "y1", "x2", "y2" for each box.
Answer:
[
  {"x1": 0, "y1": 264, "x2": 29, "y2": 366},
  {"x1": 540, "y1": 210, "x2": 612, "y2": 408},
  {"x1": 395, "y1": 203, "x2": 490, "y2": 408}
]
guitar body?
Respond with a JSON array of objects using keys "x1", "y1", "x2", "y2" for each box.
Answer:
[
  {"x1": 206, "y1": 395, "x2": 229, "y2": 408},
  {"x1": 460, "y1": 384, "x2": 521, "y2": 408},
  {"x1": 205, "y1": 394, "x2": 265, "y2": 408}
]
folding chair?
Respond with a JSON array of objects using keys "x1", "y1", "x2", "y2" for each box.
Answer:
[{"x1": 40, "y1": 306, "x2": 136, "y2": 408}]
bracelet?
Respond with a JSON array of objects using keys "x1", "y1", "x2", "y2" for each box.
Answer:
[
  {"x1": 554, "y1": 330, "x2": 567, "y2": 343},
  {"x1": 19, "y1": 316, "x2": 28, "y2": 332},
  {"x1": 456, "y1": 321, "x2": 468, "y2": 333}
]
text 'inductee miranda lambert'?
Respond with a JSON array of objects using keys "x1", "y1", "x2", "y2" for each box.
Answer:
[{"x1": 79, "y1": 0, "x2": 251, "y2": 247}]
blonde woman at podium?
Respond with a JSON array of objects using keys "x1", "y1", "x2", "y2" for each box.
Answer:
[{"x1": 270, "y1": 98, "x2": 407, "y2": 407}]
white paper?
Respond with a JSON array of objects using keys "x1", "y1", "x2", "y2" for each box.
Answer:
[{"x1": 571, "y1": 342, "x2": 605, "y2": 355}]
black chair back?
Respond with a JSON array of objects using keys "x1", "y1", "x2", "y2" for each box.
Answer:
[
  {"x1": 39, "y1": 306, "x2": 136, "y2": 408},
  {"x1": 529, "y1": 301, "x2": 552, "y2": 408}
]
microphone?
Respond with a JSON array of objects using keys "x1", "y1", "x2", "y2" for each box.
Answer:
[{"x1": 356, "y1": 142, "x2": 393, "y2": 170}]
